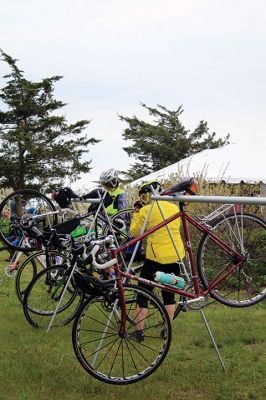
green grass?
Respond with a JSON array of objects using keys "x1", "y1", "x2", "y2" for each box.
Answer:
[{"x1": 0, "y1": 277, "x2": 265, "y2": 400}]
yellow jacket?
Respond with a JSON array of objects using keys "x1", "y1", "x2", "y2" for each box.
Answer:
[{"x1": 130, "y1": 201, "x2": 185, "y2": 264}]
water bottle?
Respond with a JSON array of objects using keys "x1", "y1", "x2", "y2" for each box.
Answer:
[
  {"x1": 154, "y1": 271, "x2": 185, "y2": 289},
  {"x1": 71, "y1": 225, "x2": 87, "y2": 238}
]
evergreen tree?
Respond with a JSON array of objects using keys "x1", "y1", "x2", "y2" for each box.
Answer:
[
  {"x1": 120, "y1": 104, "x2": 230, "y2": 181},
  {"x1": 0, "y1": 50, "x2": 100, "y2": 190}
]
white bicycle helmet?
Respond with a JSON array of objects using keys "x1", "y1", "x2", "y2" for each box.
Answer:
[{"x1": 99, "y1": 168, "x2": 119, "y2": 188}]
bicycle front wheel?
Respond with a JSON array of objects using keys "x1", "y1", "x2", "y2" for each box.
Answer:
[
  {"x1": 197, "y1": 212, "x2": 266, "y2": 307},
  {"x1": 23, "y1": 264, "x2": 84, "y2": 328},
  {"x1": 72, "y1": 284, "x2": 171, "y2": 385}
]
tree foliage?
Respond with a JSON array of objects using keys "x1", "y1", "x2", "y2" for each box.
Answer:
[
  {"x1": 120, "y1": 104, "x2": 230, "y2": 181},
  {"x1": 0, "y1": 50, "x2": 100, "y2": 190}
]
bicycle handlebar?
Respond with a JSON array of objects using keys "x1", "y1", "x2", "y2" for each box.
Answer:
[
  {"x1": 89, "y1": 235, "x2": 115, "y2": 247},
  {"x1": 90, "y1": 245, "x2": 117, "y2": 270}
]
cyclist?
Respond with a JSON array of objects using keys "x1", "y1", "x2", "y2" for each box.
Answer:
[
  {"x1": 99, "y1": 169, "x2": 128, "y2": 215},
  {"x1": 130, "y1": 180, "x2": 185, "y2": 340}
]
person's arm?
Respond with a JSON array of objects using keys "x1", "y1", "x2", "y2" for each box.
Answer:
[
  {"x1": 130, "y1": 207, "x2": 147, "y2": 237},
  {"x1": 117, "y1": 192, "x2": 128, "y2": 211}
]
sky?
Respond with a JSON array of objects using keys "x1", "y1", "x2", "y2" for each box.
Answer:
[{"x1": 1, "y1": 0, "x2": 266, "y2": 192}]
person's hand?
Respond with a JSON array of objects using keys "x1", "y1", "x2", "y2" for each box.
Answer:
[{"x1": 133, "y1": 200, "x2": 143, "y2": 212}]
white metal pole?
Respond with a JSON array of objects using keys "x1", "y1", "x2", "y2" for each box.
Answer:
[{"x1": 151, "y1": 194, "x2": 266, "y2": 206}]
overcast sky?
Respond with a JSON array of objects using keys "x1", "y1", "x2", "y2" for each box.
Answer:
[{"x1": 1, "y1": 0, "x2": 266, "y2": 191}]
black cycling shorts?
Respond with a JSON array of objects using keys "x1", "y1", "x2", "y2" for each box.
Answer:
[{"x1": 137, "y1": 259, "x2": 181, "y2": 307}]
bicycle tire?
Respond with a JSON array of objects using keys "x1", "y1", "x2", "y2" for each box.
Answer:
[
  {"x1": 103, "y1": 208, "x2": 135, "y2": 243},
  {"x1": 23, "y1": 264, "x2": 84, "y2": 329},
  {"x1": 15, "y1": 250, "x2": 69, "y2": 304},
  {"x1": 72, "y1": 283, "x2": 171, "y2": 385},
  {"x1": 0, "y1": 189, "x2": 58, "y2": 251},
  {"x1": 197, "y1": 212, "x2": 266, "y2": 307}
]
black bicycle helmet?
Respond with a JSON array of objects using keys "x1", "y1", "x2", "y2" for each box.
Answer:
[{"x1": 138, "y1": 180, "x2": 162, "y2": 196}]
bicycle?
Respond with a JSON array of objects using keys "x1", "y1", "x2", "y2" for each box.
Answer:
[
  {"x1": 17, "y1": 185, "x2": 138, "y2": 327},
  {"x1": 22, "y1": 233, "x2": 172, "y2": 382},
  {"x1": 0, "y1": 187, "x2": 135, "y2": 300},
  {"x1": 70, "y1": 178, "x2": 265, "y2": 384}
]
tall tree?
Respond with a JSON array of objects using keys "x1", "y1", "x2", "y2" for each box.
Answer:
[
  {"x1": 120, "y1": 104, "x2": 230, "y2": 181},
  {"x1": 0, "y1": 50, "x2": 100, "y2": 190}
]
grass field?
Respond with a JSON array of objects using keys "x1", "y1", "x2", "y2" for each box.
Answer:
[{"x1": 0, "y1": 275, "x2": 265, "y2": 400}]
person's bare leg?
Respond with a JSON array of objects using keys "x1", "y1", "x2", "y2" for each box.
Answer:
[
  {"x1": 135, "y1": 305, "x2": 148, "y2": 331},
  {"x1": 165, "y1": 304, "x2": 175, "y2": 322}
]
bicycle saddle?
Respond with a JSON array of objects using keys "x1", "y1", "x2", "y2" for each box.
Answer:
[
  {"x1": 81, "y1": 188, "x2": 112, "y2": 211},
  {"x1": 53, "y1": 217, "x2": 81, "y2": 234},
  {"x1": 161, "y1": 178, "x2": 198, "y2": 196},
  {"x1": 74, "y1": 270, "x2": 115, "y2": 295}
]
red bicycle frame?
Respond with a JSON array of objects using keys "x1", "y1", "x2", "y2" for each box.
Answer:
[{"x1": 110, "y1": 202, "x2": 246, "y2": 301}]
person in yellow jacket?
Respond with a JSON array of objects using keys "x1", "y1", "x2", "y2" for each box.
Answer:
[
  {"x1": 99, "y1": 168, "x2": 128, "y2": 215},
  {"x1": 130, "y1": 180, "x2": 185, "y2": 341}
]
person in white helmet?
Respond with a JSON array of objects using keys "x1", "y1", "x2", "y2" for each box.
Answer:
[{"x1": 99, "y1": 168, "x2": 128, "y2": 215}]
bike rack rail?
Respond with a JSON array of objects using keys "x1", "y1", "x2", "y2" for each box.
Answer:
[{"x1": 151, "y1": 194, "x2": 266, "y2": 205}]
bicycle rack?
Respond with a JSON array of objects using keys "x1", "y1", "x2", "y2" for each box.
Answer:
[
  {"x1": 199, "y1": 309, "x2": 225, "y2": 370},
  {"x1": 46, "y1": 192, "x2": 266, "y2": 370}
]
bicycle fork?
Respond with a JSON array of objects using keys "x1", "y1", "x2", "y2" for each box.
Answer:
[{"x1": 91, "y1": 279, "x2": 128, "y2": 367}]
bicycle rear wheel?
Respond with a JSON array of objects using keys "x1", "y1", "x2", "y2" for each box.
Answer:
[
  {"x1": 72, "y1": 283, "x2": 171, "y2": 385},
  {"x1": 0, "y1": 189, "x2": 57, "y2": 251},
  {"x1": 16, "y1": 250, "x2": 69, "y2": 304},
  {"x1": 23, "y1": 264, "x2": 84, "y2": 328},
  {"x1": 197, "y1": 212, "x2": 266, "y2": 307}
]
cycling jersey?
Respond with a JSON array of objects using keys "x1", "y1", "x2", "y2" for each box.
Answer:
[
  {"x1": 130, "y1": 201, "x2": 185, "y2": 264},
  {"x1": 106, "y1": 187, "x2": 127, "y2": 215}
]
